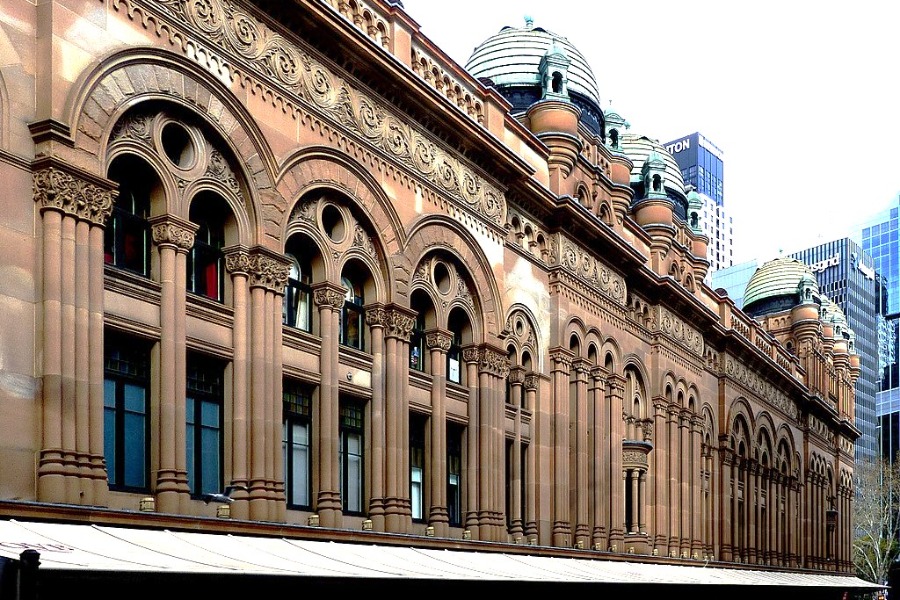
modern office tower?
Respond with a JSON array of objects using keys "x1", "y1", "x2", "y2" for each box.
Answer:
[
  {"x1": 711, "y1": 258, "x2": 758, "y2": 310},
  {"x1": 663, "y1": 133, "x2": 731, "y2": 279},
  {"x1": 862, "y1": 199, "x2": 900, "y2": 462},
  {"x1": 790, "y1": 240, "x2": 879, "y2": 464}
]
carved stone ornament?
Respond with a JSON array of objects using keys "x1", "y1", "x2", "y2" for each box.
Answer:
[
  {"x1": 248, "y1": 252, "x2": 291, "y2": 291},
  {"x1": 313, "y1": 285, "x2": 345, "y2": 309},
  {"x1": 462, "y1": 346, "x2": 481, "y2": 365},
  {"x1": 508, "y1": 367, "x2": 526, "y2": 385},
  {"x1": 480, "y1": 347, "x2": 511, "y2": 377},
  {"x1": 425, "y1": 330, "x2": 452, "y2": 352},
  {"x1": 385, "y1": 308, "x2": 415, "y2": 340},
  {"x1": 523, "y1": 374, "x2": 539, "y2": 391},
  {"x1": 146, "y1": 0, "x2": 506, "y2": 225},
  {"x1": 150, "y1": 217, "x2": 197, "y2": 250},
  {"x1": 224, "y1": 248, "x2": 251, "y2": 274},
  {"x1": 550, "y1": 234, "x2": 627, "y2": 306},
  {"x1": 33, "y1": 164, "x2": 115, "y2": 225}
]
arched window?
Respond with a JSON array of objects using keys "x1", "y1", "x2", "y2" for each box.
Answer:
[
  {"x1": 340, "y1": 275, "x2": 365, "y2": 350},
  {"x1": 283, "y1": 255, "x2": 312, "y2": 332},
  {"x1": 188, "y1": 193, "x2": 227, "y2": 302},
  {"x1": 447, "y1": 308, "x2": 466, "y2": 385},
  {"x1": 410, "y1": 311, "x2": 426, "y2": 371},
  {"x1": 105, "y1": 156, "x2": 153, "y2": 276}
]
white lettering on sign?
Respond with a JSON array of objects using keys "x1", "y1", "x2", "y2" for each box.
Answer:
[
  {"x1": 665, "y1": 138, "x2": 691, "y2": 154},
  {"x1": 858, "y1": 261, "x2": 875, "y2": 280},
  {"x1": 808, "y1": 253, "x2": 840, "y2": 273}
]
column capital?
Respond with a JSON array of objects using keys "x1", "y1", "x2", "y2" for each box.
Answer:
[
  {"x1": 479, "y1": 344, "x2": 510, "y2": 377},
  {"x1": 247, "y1": 246, "x2": 291, "y2": 292},
  {"x1": 508, "y1": 365, "x2": 526, "y2": 385},
  {"x1": 461, "y1": 344, "x2": 481, "y2": 365},
  {"x1": 149, "y1": 214, "x2": 197, "y2": 251},
  {"x1": 223, "y1": 245, "x2": 251, "y2": 275},
  {"x1": 32, "y1": 156, "x2": 116, "y2": 225},
  {"x1": 425, "y1": 328, "x2": 452, "y2": 352},
  {"x1": 606, "y1": 372, "x2": 626, "y2": 396},
  {"x1": 524, "y1": 372, "x2": 540, "y2": 391},
  {"x1": 312, "y1": 281, "x2": 347, "y2": 310},
  {"x1": 364, "y1": 303, "x2": 415, "y2": 340},
  {"x1": 549, "y1": 346, "x2": 575, "y2": 369},
  {"x1": 590, "y1": 366, "x2": 609, "y2": 381}
]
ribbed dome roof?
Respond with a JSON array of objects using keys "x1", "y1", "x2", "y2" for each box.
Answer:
[
  {"x1": 465, "y1": 18, "x2": 603, "y2": 134},
  {"x1": 619, "y1": 132, "x2": 686, "y2": 194},
  {"x1": 743, "y1": 257, "x2": 820, "y2": 314},
  {"x1": 465, "y1": 18, "x2": 600, "y2": 105}
]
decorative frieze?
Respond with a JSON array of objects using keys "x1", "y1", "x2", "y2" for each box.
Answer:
[
  {"x1": 655, "y1": 306, "x2": 704, "y2": 357},
  {"x1": 32, "y1": 162, "x2": 116, "y2": 226},
  {"x1": 725, "y1": 358, "x2": 798, "y2": 421},
  {"x1": 549, "y1": 234, "x2": 626, "y2": 306},
  {"x1": 142, "y1": 0, "x2": 506, "y2": 226}
]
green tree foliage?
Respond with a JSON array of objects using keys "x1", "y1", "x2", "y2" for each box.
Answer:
[{"x1": 854, "y1": 455, "x2": 900, "y2": 587}]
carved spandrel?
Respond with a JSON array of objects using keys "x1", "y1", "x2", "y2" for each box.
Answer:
[{"x1": 33, "y1": 165, "x2": 116, "y2": 226}]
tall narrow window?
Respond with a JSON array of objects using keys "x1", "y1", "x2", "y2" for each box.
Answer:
[
  {"x1": 410, "y1": 414, "x2": 426, "y2": 521},
  {"x1": 103, "y1": 332, "x2": 150, "y2": 490},
  {"x1": 283, "y1": 254, "x2": 312, "y2": 332},
  {"x1": 339, "y1": 400, "x2": 364, "y2": 514},
  {"x1": 340, "y1": 275, "x2": 365, "y2": 350},
  {"x1": 447, "y1": 328, "x2": 462, "y2": 384},
  {"x1": 105, "y1": 158, "x2": 152, "y2": 276},
  {"x1": 410, "y1": 311, "x2": 425, "y2": 371},
  {"x1": 186, "y1": 353, "x2": 224, "y2": 497},
  {"x1": 283, "y1": 378, "x2": 312, "y2": 508},
  {"x1": 447, "y1": 424, "x2": 462, "y2": 527},
  {"x1": 188, "y1": 196, "x2": 226, "y2": 302}
]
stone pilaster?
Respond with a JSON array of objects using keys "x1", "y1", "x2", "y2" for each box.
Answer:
[
  {"x1": 426, "y1": 328, "x2": 452, "y2": 537},
  {"x1": 33, "y1": 158, "x2": 116, "y2": 506}
]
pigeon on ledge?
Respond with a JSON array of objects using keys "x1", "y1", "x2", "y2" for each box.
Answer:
[{"x1": 201, "y1": 485, "x2": 248, "y2": 504}]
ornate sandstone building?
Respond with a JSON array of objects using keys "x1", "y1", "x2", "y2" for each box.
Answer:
[{"x1": 0, "y1": 0, "x2": 874, "y2": 596}]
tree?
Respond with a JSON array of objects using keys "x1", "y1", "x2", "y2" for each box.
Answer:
[{"x1": 854, "y1": 454, "x2": 900, "y2": 588}]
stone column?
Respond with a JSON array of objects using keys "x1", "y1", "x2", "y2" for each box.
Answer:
[
  {"x1": 383, "y1": 305, "x2": 415, "y2": 534},
  {"x1": 148, "y1": 215, "x2": 197, "y2": 513},
  {"x1": 312, "y1": 281, "x2": 346, "y2": 528},
  {"x1": 462, "y1": 346, "x2": 481, "y2": 539},
  {"x1": 748, "y1": 460, "x2": 758, "y2": 563},
  {"x1": 667, "y1": 404, "x2": 680, "y2": 555},
  {"x1": 224, "y1": 246, "x2": 251, "y2": 519},
  {"x1": 364, "y1": 303, "x2": 387, "y2": 531},
  {"x1": 720, "y1": 451, "x2": 734, "y2": 561},
  {"x1": 606, "y1": 373, "x2": 626, "y2": 551},
  {"x1": 426, "y1": 328, "x2": 452, "y2": 537},
  {"x1": 652, "y1": 397, "x2": 668, "y2": 553},
  {"x1": 523, "y1": 373, "x2": 539, "y2": 542},
  {"x1": 33, "y1": 160, "x2": 114, "y2": 506},
  {"x1": 573, "y1": 359, "x2": 590, "y2": 548},
  {"x1": 507, "y1": 366, "x2": 526, "y2": 541},
  {"x1": 691, "y1": 414, "x2": 703, "y2": 557},
  {"x1": 679, "y1": 409, "x2": 690, "y2": 556},
  {"x1": 478, "y1": 345, "x2": 510, "y2": 541},
  {"x1": 591, "y1": 367, "x2": 608, "y2": 551},
  {"x1": 247, "y1": 248, "x2": 290, "y2": 521},
  {"x1": 549, "y1": 347, "x2": 573, "y2": 547}
]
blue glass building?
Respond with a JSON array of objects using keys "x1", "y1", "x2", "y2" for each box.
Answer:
[
  {"x1": 862, "y1": 200, "x2": 900, "y2": 462},
  {"x1": 791, "y1": 240, "x2": 879, "y2": 464}
]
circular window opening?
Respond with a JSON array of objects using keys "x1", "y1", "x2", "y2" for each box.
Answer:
[
  {"x1": 321, "y1": 204, "x2": 346, "y2": 243},
  {"x1": 515, "y1": 318, "x2": 525, "y2": 336},
  {"x1": 433, "y1": 261, "x2": 451, "y2": 294},
  {"x1": 161, "y1": 122, "x2": 195, "y2": 169}
]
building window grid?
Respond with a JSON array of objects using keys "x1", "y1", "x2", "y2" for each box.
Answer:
[
  {"x1": 283, "y1": 379, "x2": 312, "y2": 509},
  {"x1": 186, "y1": 354, "x2": 224, "y2": 497},
  {"x1": 339, "y1": 400, "x2": 365, "y2": 515}
]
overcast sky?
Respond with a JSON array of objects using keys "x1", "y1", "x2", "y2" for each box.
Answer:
[{"x1": 399, "y1": 0, "x2": 900, "y2": 265}]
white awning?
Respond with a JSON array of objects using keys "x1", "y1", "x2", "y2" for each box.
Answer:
[{"x1": 0, "y1": 519, "x2": 880, "y2": 588}]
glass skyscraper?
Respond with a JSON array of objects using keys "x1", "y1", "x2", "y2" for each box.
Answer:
[
  {"x1": 862, "y1": 200, "x2": 900, "y2": 462},
  {"x1": 791, "y1": 239, "x2": 879, "y2": 464},
  {"x1": 663, "y1": 132, "x2": 731, "y2": 279}
]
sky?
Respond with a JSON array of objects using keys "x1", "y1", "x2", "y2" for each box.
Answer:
[{"x1": 399, "y1": 0, "x2": 900, "y2": 265}]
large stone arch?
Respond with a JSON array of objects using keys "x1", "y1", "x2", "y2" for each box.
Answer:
[
  {"x1": 277, "y1": 146, "x2": 405, "y2": 260},
  {"x1": 403, "y1": 215, "x2": 502, "y2": 341},
  {"x1": 65, "y1": 47, "x2": 276, "y2": 245}
]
